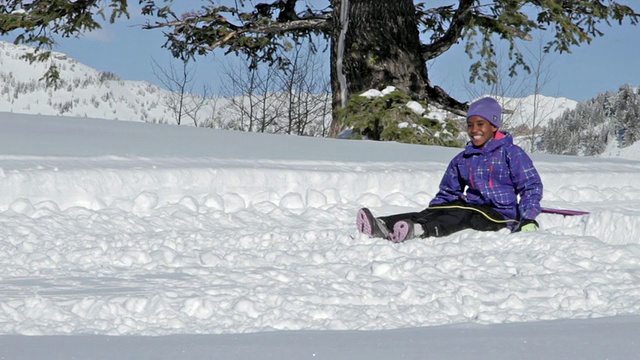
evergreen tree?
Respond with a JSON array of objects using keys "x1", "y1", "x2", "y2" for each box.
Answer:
[
  {"x1": 336, "y1": 89, "x2": 462, "y2": 146},
  {"x1": 614, "y1": 84, "x2": 640, "y2": 147},
  {"x1": 541, "y1": 85, "x2": 640, "y2": 156}
]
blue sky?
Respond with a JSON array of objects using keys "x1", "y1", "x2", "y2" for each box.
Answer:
[
  {"x1": 430, "y1": 20, "x2": 640, "y2": 102},
  {"x1": 7, "y1": 2, "x2": 640, "y2": 103}
]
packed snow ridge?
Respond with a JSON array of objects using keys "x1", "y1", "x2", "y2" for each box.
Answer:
[{"x1": 1, "y1": 113, "x2": 640, "y2": 336}]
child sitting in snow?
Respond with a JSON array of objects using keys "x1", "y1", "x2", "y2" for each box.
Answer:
[{"x1": 357, "y1": 97, "x2": 543, "y2": 242}]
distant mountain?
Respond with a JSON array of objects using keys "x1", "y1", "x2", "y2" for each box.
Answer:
[
  {"x1": 0, "y1": 41, "x2": 335, "y2": 134},
  {"x1": 495, "y1": 94, "x2": 578, "y2": 129},
  {"x1": 0, "y1": 41, "x2": 216, "y2": 125},
  {"x1": 0, "y1": 41, "x2": 577, "y2": 134}
]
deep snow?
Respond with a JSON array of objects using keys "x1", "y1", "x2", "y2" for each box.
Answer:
[{"x1": 1, "y1": 112, "x2": 640, "y2": 359}]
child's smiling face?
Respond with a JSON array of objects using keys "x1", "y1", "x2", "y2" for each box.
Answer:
[{"x1": 467, "y1": 116, "x2": 498, "y2": 148}]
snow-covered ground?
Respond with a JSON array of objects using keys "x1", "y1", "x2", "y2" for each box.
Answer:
[
  {"x1": 1, "y1": 112, "x2": 640, "y2": 359},
  {"x1": 495, "y1": 94, "x2": 578, "y2": 128}
]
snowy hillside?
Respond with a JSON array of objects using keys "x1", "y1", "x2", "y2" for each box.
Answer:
[
  {"x1": 495, "y1": 94, "x2": 578, "y2": 128},
  {"x1": 1, "y1": 41, "x2": 575, "y2": 131},
  {"x1": 0, "y1": 41, "x2": 217, "y2": 124}
]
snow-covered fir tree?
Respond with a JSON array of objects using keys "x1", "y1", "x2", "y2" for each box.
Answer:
[{"x1": 540, "y1": 85, "x2": 640, "y2": 156}]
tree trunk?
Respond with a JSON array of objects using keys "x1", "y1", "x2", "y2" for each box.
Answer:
[{"x1": 329, "y1": 0, "x2": 429, "y2": 137}]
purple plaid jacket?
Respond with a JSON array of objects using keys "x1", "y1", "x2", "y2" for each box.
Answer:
[{"x1": 429, "y1": 132, "x2": 543, "y2": 227}]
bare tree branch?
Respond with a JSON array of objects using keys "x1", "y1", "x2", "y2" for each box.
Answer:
[{"x1": 421, "y1": 0, "x2": 475, "y2": 61}]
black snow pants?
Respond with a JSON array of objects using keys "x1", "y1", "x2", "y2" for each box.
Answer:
[{"x1": 379, "y1": 200, "x2": 517, "y2": 238}]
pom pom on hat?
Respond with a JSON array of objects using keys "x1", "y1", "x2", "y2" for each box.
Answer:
[{"x1": 467, "y1": 97, "x2": 502, "y2": 128}]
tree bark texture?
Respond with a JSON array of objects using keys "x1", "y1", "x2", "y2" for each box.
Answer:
[{"x1": 329, "y1": 0, "x2": 429, "y2": 136}]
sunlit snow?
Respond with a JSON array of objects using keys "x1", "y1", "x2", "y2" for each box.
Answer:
[{"x1": 1, "y1": 112, "x2": 640, "y2": 358}]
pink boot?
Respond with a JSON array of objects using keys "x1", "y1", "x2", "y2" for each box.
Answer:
[
  {"x1": 356, "y1": 208, "x2": 390, "y2": 239},
  {"x1": 389, "y1": 220, "x2": 415, "y2": 243}
]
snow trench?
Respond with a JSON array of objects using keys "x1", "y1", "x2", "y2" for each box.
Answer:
[
  {"x1": 1, "y1": 157, "x2": 638, "y2": 244},
  {"x1": 1, "y1": 157, "x2": 640, "y2": 335}
]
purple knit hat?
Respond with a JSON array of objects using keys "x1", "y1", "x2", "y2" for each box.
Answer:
[{"x1": 467, "y1": 97, "x2": 502, "y2": 128}]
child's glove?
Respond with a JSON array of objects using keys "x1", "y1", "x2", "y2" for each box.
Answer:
[{"x1": 517, "y1": 219, "x2": 539, "y2": 232}]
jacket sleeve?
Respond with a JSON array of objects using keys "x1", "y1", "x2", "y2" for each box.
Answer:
[
  {"x1": 508, "y1": 147, "x2": 543, "y2": 220},
  {"x1": 429, "y1": 155, "x2": 465, "y2": 206}
]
